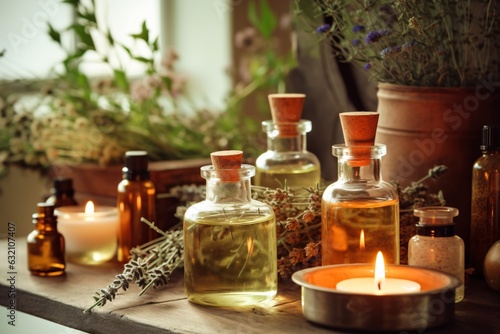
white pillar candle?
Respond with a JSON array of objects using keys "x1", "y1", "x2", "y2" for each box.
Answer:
[{"x1": 56, "y1": 201, "x2": 118, "y2": 265}]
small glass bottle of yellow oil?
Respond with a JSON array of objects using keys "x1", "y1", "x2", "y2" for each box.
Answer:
[
  {"x1": 255, "y1": 93, "x2": 321, "y2": 189},
  {"x1": 183, "y1": 150, "x2": 277, "y2": 307},
  {"x1": 321, "y1": 112, "x2": 400, "y2": 265}
]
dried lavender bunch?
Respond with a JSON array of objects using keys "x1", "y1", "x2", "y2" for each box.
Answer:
[
  {"x1": 252, "y1": 186, "x2": 323, "y2": 280},
  {"x1": 84, "y1": 219, "x2": 183, "y2": 313},
  {"x1": 84, "y1": 167, "x2": 446, "y2": 311}
]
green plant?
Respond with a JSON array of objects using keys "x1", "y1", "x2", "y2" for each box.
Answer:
[
  {"x1": 0, "y1": 0, "x2": 295, "y2": 175},
  {"x1": 295, "y1": 0, "x2": 500, "y2": 87}
]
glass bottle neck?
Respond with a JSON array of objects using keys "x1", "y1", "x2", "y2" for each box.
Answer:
[
  {"x1": 35, "y1": 218, "x2": 58, "y2": 232},
  {"x1": 267, "y1": 134, "x2": 307, "y2": 152},
  {"x1": 262, "y1": 120, "x2": 311, "y2": 153},
  {"x1": 122, "y1": 168, "x2": 150, "y2": 181},
  {"x1": 338, "y1": 158, "x2": 382, "y2": 182},
  {"x1": 202, "y1": 164, "x2": 254, "y2": 204},
  {"x1": 334, "y1": 144, "x2": 386, "y2": 182},
  {"x1": 206, "y1": 179, "x2": 252, "y2": 203}
]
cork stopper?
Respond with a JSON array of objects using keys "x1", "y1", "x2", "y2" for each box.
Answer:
[
  {"x1": 339, "y1": 112, "x2": 379, "y2": 166},
  {"x1": 339, "y1": 112, "x2": 379, "y2": 146},
  {"x1": 210, "y1": 150, "x2": 243, "y2": 182},
  {"x1": 268, "y1": 93, "x2": 306, "y2": 137}
]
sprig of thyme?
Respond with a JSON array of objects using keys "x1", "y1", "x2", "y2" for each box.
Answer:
[{"x1": 83, "y1": 220, "x2": 183, "y2": 313}]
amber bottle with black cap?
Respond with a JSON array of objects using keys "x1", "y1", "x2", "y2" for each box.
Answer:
[
  {"x1": 27, "y1": 203, "x2": 66, "y2": 276},
  {"x1": 46, "y1": 177, "x2": 79, "y2": 208},
  {"x1": 117, "y1": 151, "x2": 156, "y2": 262}
]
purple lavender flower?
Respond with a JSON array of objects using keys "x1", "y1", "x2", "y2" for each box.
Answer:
[
  {"x1": 316, "y1": 24, "x2": 331, "y2": 33},
  {"x1": 352, "y1": 24, "x2": 365, "y2": 33},
  {"x1": 352, "y1": 39, "x2": 360, "y2": 47},
  {"x1": 365, "y1": 29, "x2": 391, "y2": 44},
  {"x1": 364, "y1": 63, "x2": 372, "y2": 70},
  {"x1": 365, "y1": 31, "x2": 382, "y2": 44}
]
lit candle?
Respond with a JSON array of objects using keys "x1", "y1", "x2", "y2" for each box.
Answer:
[
  {"x1": 336, "y1": 252, "x2": 421, "y2": 294},
  {"x1": 56, "y1": 201, "x2": 118, "y2": 265}
]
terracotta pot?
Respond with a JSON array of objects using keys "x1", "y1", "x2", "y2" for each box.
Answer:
[{"x1": 376, "y1": 82, "x2": 500, "y2": 252}]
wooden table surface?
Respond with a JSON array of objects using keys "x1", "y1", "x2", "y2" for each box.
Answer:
[{"x1": 1, "y1": 239, "x2": 499, "y2": 334}]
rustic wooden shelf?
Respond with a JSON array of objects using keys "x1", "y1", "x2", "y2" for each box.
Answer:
[{"x1": 1, "y1": 239, "x2": 498, "y2": 334}]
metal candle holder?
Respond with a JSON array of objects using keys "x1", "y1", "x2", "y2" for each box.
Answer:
[{"x1": 292, "y1": 264, "x2": 459, "y2": 332}]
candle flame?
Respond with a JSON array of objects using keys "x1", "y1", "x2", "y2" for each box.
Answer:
[
  {"x1": 374, "y1": 251, "x2": 385, "y2": 291},
  {"x1": 359, "y1": 229, "x2": 365, "y2": 250},
  {"x1": 85, "y1": 201, "x2": 95, "y2": 215}
]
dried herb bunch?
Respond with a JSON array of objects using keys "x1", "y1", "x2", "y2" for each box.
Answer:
[
  {"x1": 85, "y1": 166, "x2": 445, "y2": 311},
  {"x1": 252, "y1": 186, "x2": 323, "y2": 280},
  {"x1": 84, "y1": 219, "x2": 183, "y2": 313}
]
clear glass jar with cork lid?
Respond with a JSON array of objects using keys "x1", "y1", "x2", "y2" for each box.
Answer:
[
  {"x1": 255, "y1": 93, "x2": 321, "y2": 189},
  {"x1": 321, "y1": 112, "x2": 400, "y2": 265},
  {"x1": 408, "y1": 206, "x2": 465, "y2": 302},
  {"x1": 183, "y1": 150, "x2": 277, "y2": 306}
]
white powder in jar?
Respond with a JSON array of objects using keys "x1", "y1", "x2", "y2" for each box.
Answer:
[{"x1": 408, "y1": 234, "x2": 464, "y2": 302}]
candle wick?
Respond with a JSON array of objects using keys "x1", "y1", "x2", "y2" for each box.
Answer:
[{"x1": 377, "y1": 281, "x2": 381, "y2": 291}]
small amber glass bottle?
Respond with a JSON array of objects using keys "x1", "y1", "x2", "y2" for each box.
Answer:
[
  {"x1": 46, "y1": 177, "x2": 79, "y2": 207},
  {"x1": 117, "y1": 151, "x2": 156, "y2": 262},
  {"x1": 27, "y1": 203, "x2": 66, "y2": 276},
  {"x1": 184, "y1": 150, "x2": 277, "y2": 306}
]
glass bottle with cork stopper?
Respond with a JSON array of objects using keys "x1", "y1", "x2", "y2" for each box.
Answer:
[
  {"x1": 46, "y1": 177, "x2": 79, "y2": 207},
  {"x1": 408, "y1": 206, "x2": 465, "y2": 302},
  {"x1": 27, "y1": 202, "x2": 66, "y2": 276},
  {"x1": 321, "y1": 112, "x2": 400, "y2": 265},
  {"x1": 255, "y1": 93, "x2": 321, "y2": 189},
  {"x1": 470, "y1": 124, "x2": 500, "y2": 275},
  {"x1": 183, "y1": 150, "x2": 277, "y2": 306},
  {"x1": 117, "y1": 151, "x2": 156, "y2": 262}
]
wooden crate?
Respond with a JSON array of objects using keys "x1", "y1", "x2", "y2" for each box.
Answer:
[{"x1": 49, "y1": 158, "x2": 210, "y2": 230}]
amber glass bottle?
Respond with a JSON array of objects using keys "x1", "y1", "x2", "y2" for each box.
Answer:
[
  {"x1": 321, "y1": 144, "x2": 400, "y2": 265},
  {"x1": 46, "y1": 177, "x2": 79, "y2": 207},
  {"x1": 117, "y1": 151, "x2": 156, "y2": 262},
  {"x1": 471, "y1": 124, "x2": 500, "y2": 275},
  {"x1": 321, "y1": 112, "x2": 399, "y2": 265},
  {"x1": 27, "y1": 203, "x2": 66, "y2": 276}
]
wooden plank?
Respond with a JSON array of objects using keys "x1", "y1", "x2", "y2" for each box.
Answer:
[{"x1": 1, "y1": 239, "x2": 499, "y2": 334}]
